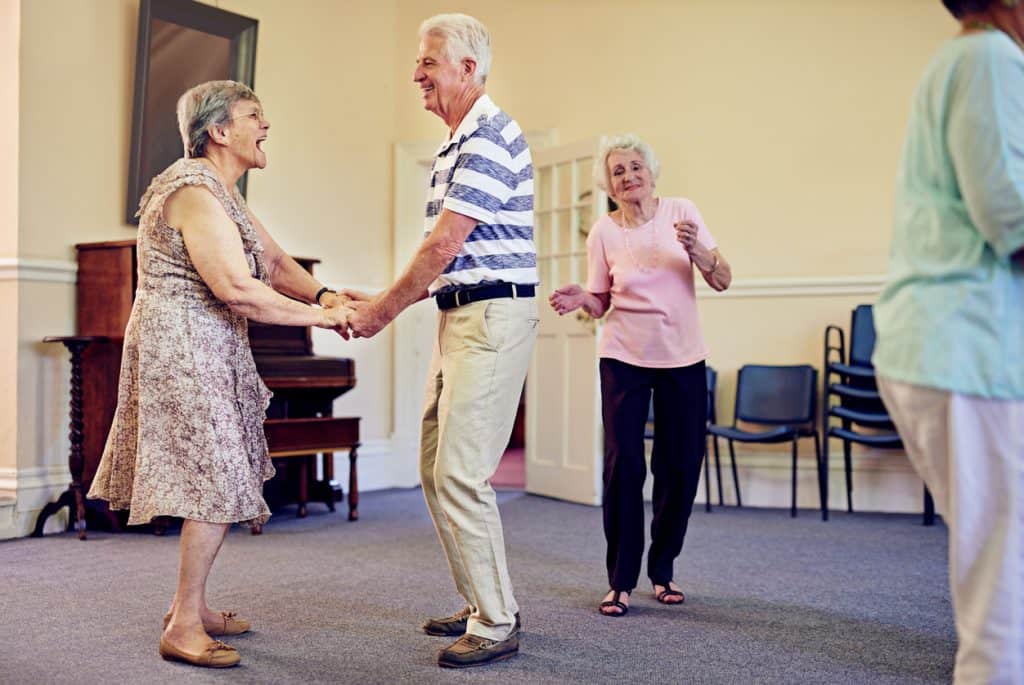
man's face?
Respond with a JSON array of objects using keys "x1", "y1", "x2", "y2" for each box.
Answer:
[{"x1": 413, "y1": 34, "x2": 466, "y2": 120}]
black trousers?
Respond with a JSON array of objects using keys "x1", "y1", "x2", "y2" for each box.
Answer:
[{"x1": 600, "y1": 357, "x2": 707, "y2": 591}]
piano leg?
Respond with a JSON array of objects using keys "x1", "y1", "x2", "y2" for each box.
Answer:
[
  {"x1": 348, "y1": 445, "x2": 360, "y2": 521},
  {"x1": 297, "y1": 456, "x2": 310, "y2": 518},
  {"x1": 323, "y1": 451, "x2": 337, "y2": 512}
]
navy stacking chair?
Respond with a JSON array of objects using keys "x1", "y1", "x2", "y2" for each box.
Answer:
[
  {"x1": 707, "y1": 365, "x2": 823, "y2": 518},
  {"x1": 822, "y1": 305, "x2": 935, "y2": 524}
]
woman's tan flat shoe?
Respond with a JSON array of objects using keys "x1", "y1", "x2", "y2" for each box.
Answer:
[
  {"x1": 158, "y1": 637, "x2": 240, "y2": 668},
  {"x1": 162, "y1": 611, "x2": 251, "y2": 636}
]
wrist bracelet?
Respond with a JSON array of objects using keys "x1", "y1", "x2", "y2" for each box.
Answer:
[
  {"x1": 704, "y1": 253, "x2": 719, "y2": 275},
  {"x1": 315, "y1": 286, "x2": 336, "y2": 305}
]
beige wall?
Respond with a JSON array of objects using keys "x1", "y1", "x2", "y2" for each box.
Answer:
[
  {"x1": 396, "y1": 0, "x2": 954, "y2": 278},
  {"x1": 393, "y1": 0, "x2": 954, "y2": 511},
  {"x1": 8, "y1": 1, "x2": 962, "y2": 522},
  {"x1": 15, "y1": 0, "x2": 398, "y2": 491},
  {"x1": 1, "y1": 0, "x2": 20, "y2": 480}
]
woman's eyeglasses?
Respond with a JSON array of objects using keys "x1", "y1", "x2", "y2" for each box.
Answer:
[{"x1": 230, "y1": 109, "x2": 265, "y2": 123}]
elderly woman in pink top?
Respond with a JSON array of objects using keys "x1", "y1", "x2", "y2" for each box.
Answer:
[{"x1": 550, "y1": 134, "x2": 731, "y2": 616}]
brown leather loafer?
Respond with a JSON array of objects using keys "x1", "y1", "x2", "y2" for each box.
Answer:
[
  {"x1": 437, "y1": 632, "x2": 519, "y2": 669},
  {"x1": 423, "y1": 608, "x2": 521, "y2": 636},
  {"x1": 162, "y1": 611, "x2": 251, "y2": 636},
  {"x1": 158, "y1": 637, "x2": 240, "y2": 668}
]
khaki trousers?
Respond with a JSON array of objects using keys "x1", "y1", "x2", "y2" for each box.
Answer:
[
  {"x1": 878, "y1": 377, "x2": 1023, "y2": 685},
  {"x1": 419, "y1": 297, "x2": 538, "y2": 641}
]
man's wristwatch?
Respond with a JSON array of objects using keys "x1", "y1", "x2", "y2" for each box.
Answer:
[{"x1": 315, "y1": 286, "x2": 337, "y2": 305}]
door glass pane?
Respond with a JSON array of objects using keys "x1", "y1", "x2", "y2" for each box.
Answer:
[
  {"x1": 538, "y1": 257, "x2": 551, "y2": 293},
  {"x1": 536, "y1": 167, "x2": 551, "y2": 212},
  {"x1": 555, "y1": 256, "x2": 572, "y2": 288},
  {"x1": 556, "y1": 162, "x2": 573, "y2": 209},
  {"x1": 535, "y1": 211, "x2": 551, "y2": 258},
  {"x1": 574, "y1": 254, "x2": 588, "y2": 285},
  {"x1": 575, "y1": 157, "x2": 593, "y2": 204},
  {"x1": 576, "y1": 202, "x2": 593, "y2": 244},
  {"x1": 557, "y1": 209, "x2": 572, "y2": 256}
]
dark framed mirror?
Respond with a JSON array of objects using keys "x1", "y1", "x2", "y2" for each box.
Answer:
[{"x1": 126, "y1": 0, "x2": 258, "y2": 224}]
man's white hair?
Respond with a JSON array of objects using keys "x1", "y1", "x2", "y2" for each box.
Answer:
[
  {"x1": 594, "y1": 134, "x2": 661, "y2": 194},
  {"x1": 419, "y1": 13, "x2": 492, "y2": 85}
]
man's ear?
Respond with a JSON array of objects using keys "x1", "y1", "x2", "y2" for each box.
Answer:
[{"x1": 461, "y1": 57, "x2": 477, "y2": 81}]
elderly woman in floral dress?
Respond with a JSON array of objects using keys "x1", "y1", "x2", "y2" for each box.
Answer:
[
  {"x1": 550, "y1": 134, "x2": 731, "y2": 617},
  {"x1": 88, "y1": 80, "x2": 352, "y2": 668}
]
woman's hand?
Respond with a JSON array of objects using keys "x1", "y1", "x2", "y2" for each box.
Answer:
[
  {"x1": 549, "y1": 284, "x2": 587, "y2": 315},
  {"x1": 674, "y1": 220, "x2": 715, "y2": 270},
  {"x1": 318, "y1": 302, "x2": 355, "y2": 340}
]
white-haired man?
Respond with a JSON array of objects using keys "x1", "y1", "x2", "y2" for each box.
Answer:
[{"x1": 346, "y1": 13, "x2": 536, "y2": 668}]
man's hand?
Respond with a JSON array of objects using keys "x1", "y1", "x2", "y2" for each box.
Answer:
[
  {"x1": 348, "y1": 299, "x2": 393, "y2": 339},
  {"x1": 338, "y1": 288, "x2": 373, "y2": 305}
]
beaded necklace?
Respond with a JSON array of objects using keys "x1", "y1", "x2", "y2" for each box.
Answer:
[{"x1": 617, "y1": 201, "x2": 661, "y2": 273}]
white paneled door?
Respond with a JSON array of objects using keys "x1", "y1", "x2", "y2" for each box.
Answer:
[{"x1": 526, "y1": 139, "x2": 606, "y2": 505}]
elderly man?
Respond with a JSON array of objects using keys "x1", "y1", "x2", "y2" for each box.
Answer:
[{"x1": 346, "y1": 13, "x2": 536, "y2": 669}]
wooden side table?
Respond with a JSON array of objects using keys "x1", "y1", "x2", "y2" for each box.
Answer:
[{"x1": 32, "y1": 335, "x2": 117, "y2": 539}]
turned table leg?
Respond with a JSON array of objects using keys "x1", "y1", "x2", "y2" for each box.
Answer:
[
  {"x1": 348, "y1": 445, "x2": 360, "y2": 521},
  {"x1": 36, "y1": 337, "x2": 107, "y2": 539}
]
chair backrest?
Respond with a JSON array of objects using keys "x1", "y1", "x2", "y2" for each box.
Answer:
[
  {"x1": 646, "y1": 364, "x2": 717, "y2": 438},
  {"x1": 706, "y1": 365, "x2": 717, "y2": 424},
  {"x1": 734, "y1": 364, "x2": 817, "y2": 426},
  {"x1": 849, "y1": 305, "x2": 876, "y2": 368}
]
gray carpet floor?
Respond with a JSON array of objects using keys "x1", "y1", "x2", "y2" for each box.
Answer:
[{"x1": 0, "y1": 489, "x2": 954, "y2": 684}]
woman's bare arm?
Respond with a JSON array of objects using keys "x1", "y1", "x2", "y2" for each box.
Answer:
[{"x1": 165, "y1": 186, "x2": 347, "y2": 329}]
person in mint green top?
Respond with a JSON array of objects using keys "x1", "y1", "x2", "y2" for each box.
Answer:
[{"x1": 873, "y1": 2, "x2": 1024, "y2": 683}]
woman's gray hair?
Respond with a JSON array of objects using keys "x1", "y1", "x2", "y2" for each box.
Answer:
[
  {"x1": 593, "y1": 134, "x2": 661, "y2": 194},
  {"x1": 176, "y1": 80, "x2": 259, "y2": 159},
  {"x1": 419, "y1": 13, "x2": 492, "y2": 85}
]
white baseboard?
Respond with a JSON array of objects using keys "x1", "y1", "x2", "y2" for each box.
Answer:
[
  {"x1": 0, "y1": 466, "x2": 71, "y2": 539},
  {"x1": 326, "y1": 436, "x2": 420, "y2": 494},
  {"x1": 646, "y1": 446, "x2": 927, "y2": 515}
]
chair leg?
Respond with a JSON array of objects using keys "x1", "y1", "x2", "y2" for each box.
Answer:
[
  {"x1": 813, "y1": 432, "x2": 825, "y2": 521},
  {"x1": 923, "y1": 485, "x2": 936, "y2": 526},
  {"x1": 843, "y1": 438, "x2": 853, "y2": 513},
  {"x1": 713, "y1": 434, "x2": 725, "y2": 506},
  {"x1": 821, "y1": 430, "x2": 830, "y2": 521},
  {"x1": 727, "y1": 439, "x2": 742, "y2": 507},
  {"x1": 703, "y1": 436, "x2": 712, "y2": 513},
  {"x1": 790, "y1": 437, "x2": 798, "y2": 518}
]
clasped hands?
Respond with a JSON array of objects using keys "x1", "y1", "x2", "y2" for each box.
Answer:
[{"x1": 317, "y1": 290, "x2": 391, "y2": 339}]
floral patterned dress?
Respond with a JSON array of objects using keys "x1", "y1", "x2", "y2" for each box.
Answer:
[{"x1": 87, "y1": 158, "x2": 275, "y2": 527}]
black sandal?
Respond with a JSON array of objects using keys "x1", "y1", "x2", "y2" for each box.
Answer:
[
  {"x1": 654, "y1": 583, "x2": 685, "y2": 605},
  {"x1": 599, "y1": 590, "x2": 629, "y2": 617}
]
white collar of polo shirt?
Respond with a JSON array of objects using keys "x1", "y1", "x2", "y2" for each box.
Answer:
[{"x1": 434, "y1": 93, "x2": 499, "y2": 156}]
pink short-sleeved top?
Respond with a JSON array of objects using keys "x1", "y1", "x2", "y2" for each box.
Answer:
[{"x1": 586, "y1": 197, "x2": 717, "y2": 368}]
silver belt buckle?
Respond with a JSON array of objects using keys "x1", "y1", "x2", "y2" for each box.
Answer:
[
  {"x1": 455, "y1": 290, "x2": 465, "y2": 307},
  {"x1": 511, "y1": 284, "x2": 518, "y2": 299}
]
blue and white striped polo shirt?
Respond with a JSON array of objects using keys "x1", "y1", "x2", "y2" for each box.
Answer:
[{"x1": 424, "y1": 94, "x2": 537, "y2": 295}]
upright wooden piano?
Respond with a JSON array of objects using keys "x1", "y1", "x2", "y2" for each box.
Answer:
[{"x1": 75, "y1": 239, "x2": 361, "y2": 529}]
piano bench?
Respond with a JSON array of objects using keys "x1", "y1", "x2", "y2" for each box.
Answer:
[{"x1": 260, "y1": 417, "x2": 361, "y2": 533}]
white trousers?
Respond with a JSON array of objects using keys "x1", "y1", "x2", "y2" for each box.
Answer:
[
  {"x1": 878, "y1": 377, "x2": 1023, "y2": 685},
  {"x1": 419, "y1": 297, "x2": 538, "y2": 641}
]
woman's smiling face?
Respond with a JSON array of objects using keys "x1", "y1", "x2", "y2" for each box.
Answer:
[{"x1": 606, "y1": 150, "x2": 654, "y2": 203}]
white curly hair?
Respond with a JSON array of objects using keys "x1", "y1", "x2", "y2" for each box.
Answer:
[{"x1": 593, "y1": 134, "x2": 661, "y2": 196}]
